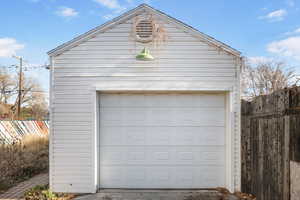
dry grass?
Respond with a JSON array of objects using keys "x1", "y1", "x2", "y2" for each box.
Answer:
[
  {"x1": 24, "y1": 184, "x2": 76, "y2": 200},
  {"x1": 183, "y1": 188, "x2": 256, "y2": 200},
  {"x1": 0, "y1": 134, "x2": 49, "y2": 193}
]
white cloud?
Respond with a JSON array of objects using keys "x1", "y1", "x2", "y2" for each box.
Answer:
[
  {"x1": 94, "y1": 0, "x2": 122, "y2": 9},
  {"x1": 295, "y1": 28, "x2": 300, "y2": 33},
  {"x1": 292, "y1": 28, "x2": 300, "y2": 34},
  {"x1": 94, "y1": 0, "x2": 151, "y2": 20},
  {"x1": 0, "y1": 38, "x2": 24, "y2": 58},
  {"x1": 93, "y1": 0, "x2": 129, "y2": 21},
  {"x1": 267, "y1": 36, "x2": 300, "y2": 61},
  {"x1": 56, "y1": 7, "x2": 78, "y2": 17},
  {"x1": 94, "y1": 0, "x2": 127, "y2": 18},
  {"x1": 260, "y1": 9, "x2": 287, "y2": 22},
  {"x1": 285, "y1": 27, "x2": 300, "y2": 35}
]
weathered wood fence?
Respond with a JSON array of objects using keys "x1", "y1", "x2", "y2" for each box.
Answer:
[{"x1": 241, "y1": 87, "x2": 300, "y2": 200}]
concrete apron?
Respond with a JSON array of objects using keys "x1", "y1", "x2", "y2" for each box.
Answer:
[{"x1": 74, "y1": 189, "x2": 239, "y2": 200}]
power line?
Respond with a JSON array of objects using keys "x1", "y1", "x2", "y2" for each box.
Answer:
[
  {"x1": 0, "y1": 90, "x2": 48, "y2": 95},
  {"x1": 0, "y1": 59, "x2": 49, "y2": 108},
  {"x1": 0, "y1": 62, "x2": 50, "y2": 71}
]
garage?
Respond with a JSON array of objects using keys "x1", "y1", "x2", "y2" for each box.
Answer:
[
  {"x1": 49, "y1": 3, "x2": 241, "y2": 193},
  {"x1": 99, "y1": 93, "x2": 226, "y2": 188}
]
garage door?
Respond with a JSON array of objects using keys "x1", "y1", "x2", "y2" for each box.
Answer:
[{"x1": 99, "y1": 93, "x2": 226, "y2": 188}]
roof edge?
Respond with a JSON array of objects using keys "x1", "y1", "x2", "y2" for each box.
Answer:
[
  {"x1": 48, "y1": 3, "x2": 241, "y2": 57},
  {"x1": 142, "y1": 4, "x2": 241, "y2": 56},
  {"x1": 47, "y1": 4, "x2": 146, "y2": 56}
]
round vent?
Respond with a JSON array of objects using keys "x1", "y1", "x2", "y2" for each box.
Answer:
[{"x1": 135, "y1": 20, "x2": 153, "y2": 43}]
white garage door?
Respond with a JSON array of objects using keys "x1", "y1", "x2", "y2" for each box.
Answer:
[{"x1": 99, "y1": 93, "x2": 226, "y2": 188}]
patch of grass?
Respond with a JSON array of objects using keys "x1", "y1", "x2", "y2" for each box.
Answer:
[
  {"x1": 0, "y1": 134, "x2": 49, "y2": 193},
  {"x1": 24, "y1": 184, "x2": 76, "y2": 200}
]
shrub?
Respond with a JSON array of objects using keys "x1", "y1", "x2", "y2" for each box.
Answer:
[
  {"x1": 24, "y1": 184, "x2": 75, "y2": 200},
  {"x1": 0, "y1": 134, "x2": 49, "y2": 193}
]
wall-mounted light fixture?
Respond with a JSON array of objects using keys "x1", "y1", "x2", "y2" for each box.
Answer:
[{"x1": 136, "y1": 48, "x2": 154, "y2": 61}]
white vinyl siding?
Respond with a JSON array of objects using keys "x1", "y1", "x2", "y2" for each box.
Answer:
[{"x1": 50, "y1": 10, "x2": 240, "y2": 193}]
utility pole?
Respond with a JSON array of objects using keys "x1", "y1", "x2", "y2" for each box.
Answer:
[{"x1": 12, "y1": 55, "x2": 23, "y2": 119}]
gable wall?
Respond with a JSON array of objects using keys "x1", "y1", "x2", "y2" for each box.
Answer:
[{"x1": 50, "y1": 11, "x2": 240, "y2": 193}]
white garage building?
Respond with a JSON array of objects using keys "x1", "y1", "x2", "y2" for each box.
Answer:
[{"x1": 48, "y1": 4, "x2": 242, "y2": 193}]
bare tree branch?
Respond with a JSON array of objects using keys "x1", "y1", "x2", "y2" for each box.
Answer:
[
  {"x1": 0, "y1": 68, "x2": 15, "y2": 104},
  {"x1": 242, "y1": 59, "x2": 298, "y2": 100}
]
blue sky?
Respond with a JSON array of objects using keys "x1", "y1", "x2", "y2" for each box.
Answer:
[{"x1": 1, "y1": 0, "x2": 300, "y2": 96}]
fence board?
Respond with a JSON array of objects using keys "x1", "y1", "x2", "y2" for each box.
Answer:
[{"x1": 241, "y1": 87, "x2": 300, "y2": 200}]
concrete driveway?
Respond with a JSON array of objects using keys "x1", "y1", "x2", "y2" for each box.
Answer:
[{"x1": 74, "y1": 189, "x2": 239, "y2": 200}]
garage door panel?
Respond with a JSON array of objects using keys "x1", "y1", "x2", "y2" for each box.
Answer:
[
  {"x1": 100, "y1": 94, "x2": 149, "y2": 107},
  {"x1": 100, "y1": 147, "x2": 125, "y2": 165},
  {"x1": 124, "y1": 127, "x2": 147, "y2": 145},
  {"x1": 100, "y1": 126, "x2": 224, "y2": 146},
  {"x1": 100, "y1": 108, "x2": 225, "y2": 126},
  {"x1": 175, "y1": 126, "x2": 225, "y2": 146},
  {"x1": 100, "y1": 146, "x2": 224, "y2": 166},
  {"x1": 125, "y1": 168, "x2": 146, "y2": 185},
  {"x1": 175, "y1": 108, "x2": 224, "y2": 126},
  {"x1": 100, "y1": 94, "x2": 121, "y2": 107},
  {"x1": 100, "y1": 108, "x2": 122, "y2": 126},
  {"x1": 173, "y1": 94, "x2": 225, "y2": 108},
  {"x1": 196, "y1": 166, "x2": 225, "y2": 187},
  {"x1": 200, "y1": 149, "x2": 225, "y2": 165},
  {"x1": 101, "y1": 107, "x2": 147, "y2": 122},
  {"x1": 147, "y1": 94, "x2": 177, "y2": 107},
  {"x1": 99, "y1": 93, "x2": 226, "y2": 188},
  {"x1": 99, "y1": 166, "x2": 225, "y2": 188},
  {"x1": 100, "y1": 147, "x2": 148, "y2": 165},
  {"x1": 100, "y1": 127, "x2": 147, "y2": 146},
  {"x1": 122, "y1": 108, "x2": 148, "y2": 121},
  {"x1": 100, "y1": 127, "x2": 123, "y2": 145},
  {"x1": 147, "y1": 127, "x2": 173, "y2": 145},
  {"x1": 148, "y1": 147, "x2": 176, "y2": 165},
  {"x1": 100, "y1": 94, "x2": 225, "y2": 108},
  {"x1": 149, "y1": 108, "x2": 176, "y2": 125},
  {"x1": 175, "y1": 168, "x2": 194, "y2": 187},
  {"x1": 100, "y1": 166, "x2": 126, "y2": 187},
  {"x1": 120, "y1": 94, "x2": 147, "y2": 107}
]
